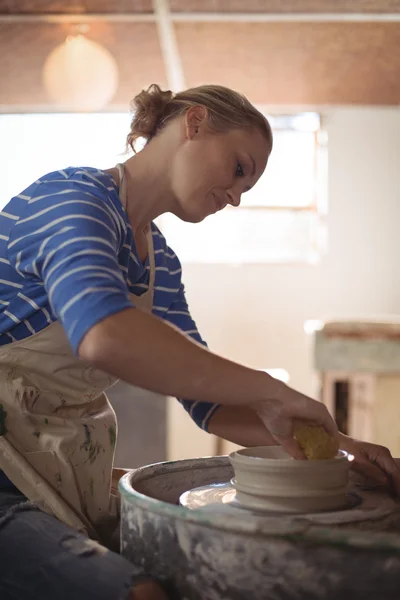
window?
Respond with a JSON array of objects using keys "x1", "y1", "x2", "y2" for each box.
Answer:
[
  {"x1": 0, "y1": 111, "x2": 327, "y2": 265},
  {"x1": 0, "y1": 113, "x2": 133, "y2": 211},
  {"x1": 158, "y1": 113, "x2": 328, "y2": 264}
]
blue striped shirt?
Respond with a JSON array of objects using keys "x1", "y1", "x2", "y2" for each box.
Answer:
[{"x1": 0, "y1": 167, "x2": 220, "y2": 431}]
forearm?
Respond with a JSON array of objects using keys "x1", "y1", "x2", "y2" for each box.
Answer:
[
  {"x1": 207, "y1": 406, "x2": 277, "y2": 447},
  {"x1": 79, "y1": 307, "x2": 283, "y2": 407}
]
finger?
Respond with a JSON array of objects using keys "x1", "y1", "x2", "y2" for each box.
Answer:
[
  {"x1": 331, "y1": 433, "x2": 340, "y2": 456},
  {"x1": 351, "y1": 457, "x2": 391, "y2": 489},
  {"x1": 314, "y1": 403, "x2": 339, "y2": 441},
  {"x1": 319, "y1": 415, "x2": 338, "y2": 439},
  {"x1": 271, "y1": 434, "x2": 307, "y2": 460},
  {"x1": 255, "y1": 409, "x2": 307, "y2": 460},
  {"x1": 372, "y1": 450, "x2": 400, "y2": 497},
  {"x1": 290, "y1": 395, "x2": 339, "y2": 443}
]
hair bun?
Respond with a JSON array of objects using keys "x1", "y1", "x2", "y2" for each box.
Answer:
[{"x1": 127, "y1": 84, "x2": 174, "y2": 151}]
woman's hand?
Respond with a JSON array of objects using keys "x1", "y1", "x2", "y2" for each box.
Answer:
[
  {"x1": 208, "y1": 406, "x2": 400, "y2": 498},
  {"x1": 254, "y1": 384, "x2": 339, "y2": 459},
  {"x1": 339, "y1": 433, "x2": 400, "y2": 497}
]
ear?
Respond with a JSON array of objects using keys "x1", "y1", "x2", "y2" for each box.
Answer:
[{"x1": 184, "y1": 105, "x2": 208, "y2": 140}]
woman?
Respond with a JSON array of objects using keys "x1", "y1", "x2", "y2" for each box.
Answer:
[{"x1": 0, "y1": 84, "x2": 399, "y2": 600}]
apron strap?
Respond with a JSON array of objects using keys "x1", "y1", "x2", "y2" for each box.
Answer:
[
  {"x1": 115, "y1": 163, "x2": 155, "y2": 311},
  {"x1": 115, "y1": 163, "x2": 127, "y2": 208}
]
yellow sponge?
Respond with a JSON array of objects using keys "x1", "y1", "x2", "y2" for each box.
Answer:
[{"x1": 293, "y1": 421, "x2": 338, "y2": 460}]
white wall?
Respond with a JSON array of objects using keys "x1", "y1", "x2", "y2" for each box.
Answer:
[{"x1": 169, "y1": 108, "x2": 400, "y2": 458}]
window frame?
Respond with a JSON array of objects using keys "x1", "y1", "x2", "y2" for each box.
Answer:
[{"x1": 157, "y1": 112, "x2": 328, "y2": 266}]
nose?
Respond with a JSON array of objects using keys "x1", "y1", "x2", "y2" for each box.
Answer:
[{"x1": 226, "y1": 190, "x2": 241, "y2": 207}]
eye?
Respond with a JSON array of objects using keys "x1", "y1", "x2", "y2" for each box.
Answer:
[{"x1": 235, "y1": 162, "x2": 244, "y2": 177}]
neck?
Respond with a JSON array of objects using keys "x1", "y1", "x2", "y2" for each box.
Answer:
[{"x1": 121, "y1": 136, "x2": 176, "y2": 234}]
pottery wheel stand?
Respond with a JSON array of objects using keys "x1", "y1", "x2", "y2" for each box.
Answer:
[{"x1": 119, "y1": 456, "x2": 400, "y2": 600}]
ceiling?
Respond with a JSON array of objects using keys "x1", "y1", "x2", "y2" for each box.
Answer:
[{"x1": 0, "y1": 0, "x2": 399, "y2": 111}]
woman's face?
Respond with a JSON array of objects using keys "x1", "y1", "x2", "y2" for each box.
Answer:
[{"x1": 169, "y1": 108, "x2": 271, "y2": 223}]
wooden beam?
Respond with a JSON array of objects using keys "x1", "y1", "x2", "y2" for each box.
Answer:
[{"x1": 152, "y1": 0, "x2": 186, "y2": 91}]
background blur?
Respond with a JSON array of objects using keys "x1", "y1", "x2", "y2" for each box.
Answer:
[{"x1": 1, "y1": 1, "x2": 399, "y2": 465}]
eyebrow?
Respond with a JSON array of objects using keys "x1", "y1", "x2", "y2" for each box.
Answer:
[{"x1": 247, "y1": 153, "x2": 256, "y2": 177}]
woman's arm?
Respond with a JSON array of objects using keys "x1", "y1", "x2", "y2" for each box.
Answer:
[
  {"x1": 80, "y1": 305, "x2": 336, "y2": 460},
  {"x1": 79, "y1": 306, "x2": 281, "y2": 408},
  {"x1": 207, "y1": 406, "x2": 276, "y2": 447},
  {"x1": 206, "y1": 406, "x2": 400, "y2": 498}
]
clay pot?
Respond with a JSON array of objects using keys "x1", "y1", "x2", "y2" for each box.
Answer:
[{"x1": 229, "y1": 446, "x2": 352, "y2": 513}]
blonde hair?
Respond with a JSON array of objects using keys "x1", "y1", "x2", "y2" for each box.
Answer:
[{"x1": 126, "y1": 83, "x2": 272, "y2": 153}]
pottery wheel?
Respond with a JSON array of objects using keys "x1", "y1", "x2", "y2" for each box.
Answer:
[
  {"x1": 179, "y1": 480, "x2": 400, "y2": 527},
  {"x1": 121, "y1": 456, "x2": 400, "y2": 600}
]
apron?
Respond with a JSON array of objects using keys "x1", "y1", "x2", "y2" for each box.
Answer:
[{"x1": 0, "y1": 163, "x2": 155, "y2": 542}]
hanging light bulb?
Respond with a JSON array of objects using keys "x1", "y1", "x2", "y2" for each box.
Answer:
[{"x1": 42, "y1": 33, "x2": 119, "y2": 112}]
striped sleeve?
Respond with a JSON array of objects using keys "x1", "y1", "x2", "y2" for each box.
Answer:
[
  {"x1": 165, "y1": 284, "x2": 221, "y2": 431},
  {"x1": 7, "y1": 173, "x2": 133, "y2": 353}
]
